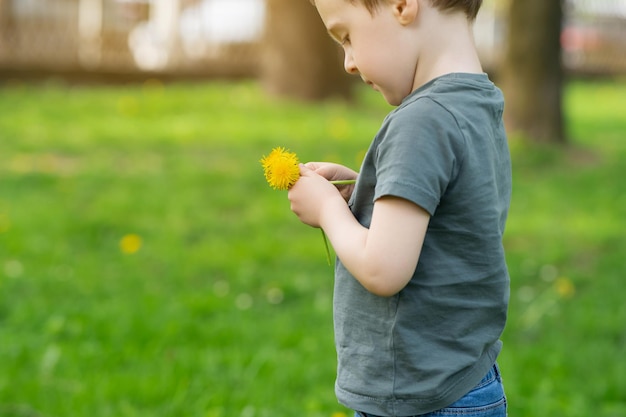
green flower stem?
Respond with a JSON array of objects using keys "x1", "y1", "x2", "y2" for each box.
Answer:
[
  {"x1": 329, "y1": 180, "x2": 357, "y2": 185},
  {"x1": 321, "y1": 229, "x2": 332, "y2": 266}
]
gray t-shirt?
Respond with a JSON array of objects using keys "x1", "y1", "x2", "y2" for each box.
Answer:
[{"x1": 334, "y1": 73, "x2": 511, "y2": 416}]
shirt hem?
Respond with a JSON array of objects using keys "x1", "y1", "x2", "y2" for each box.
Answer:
[{"x1": 335, "y1": 346, "x2": 501, "y2": 416}]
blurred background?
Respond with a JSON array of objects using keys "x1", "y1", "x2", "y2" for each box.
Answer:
[
  {"x1": 1, "y1": 1, "x2": 625, "y2": 417},
  {"x1": 1, "y1": 0, "x2": 626, "y2": 79},
  {"x1": 2, "y1": 0, "x2": 625, "y2": 142},
  {"x1": 0, "y1": 0, "x2": 626, "y2": 77}
]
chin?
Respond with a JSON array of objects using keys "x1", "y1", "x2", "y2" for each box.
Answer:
[{"x1": 383, "y1": 94, "x2": 403, "y2": 107}]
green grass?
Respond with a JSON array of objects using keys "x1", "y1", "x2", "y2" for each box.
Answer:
[{"x1": 0, "y1": 78, "x2": 625, "y2": 417}]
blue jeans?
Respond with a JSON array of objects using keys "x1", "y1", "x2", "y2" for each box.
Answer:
[{"x1": 355, "y1": 364, "x2": 507, "y2": 417}]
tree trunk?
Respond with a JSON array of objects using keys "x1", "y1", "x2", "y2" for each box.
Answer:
[
  {"x1": 0, "y1": 0, "x2": 14, "y2": 59},
  {"x1": 501, "y1": 0, "x2": 565, "y2": 143},
  {"x1": 261, "y1": 0, "x2": 352, "y2": 101}
]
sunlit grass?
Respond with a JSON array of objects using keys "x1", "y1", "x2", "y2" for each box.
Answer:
[
  {"x1": 0, "y1": 78, "x2": 625, "y2": 417},
  {"x1": 500, "y1": 79, "x2": 626, "y2": 417}
]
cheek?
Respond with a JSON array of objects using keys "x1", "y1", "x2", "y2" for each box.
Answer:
[{"x1": 353, "y1": 46, "x2": 383, "y2": 78}]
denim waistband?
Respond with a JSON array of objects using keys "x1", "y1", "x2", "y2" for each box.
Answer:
[{"x1": 356, "y1": 363, "x2": 501, "y2": 417}]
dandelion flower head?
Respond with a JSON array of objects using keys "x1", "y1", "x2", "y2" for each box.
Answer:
[
  {"x1": 120, "y1": 233, "x2": 142, "y2": 254},
  {"x1": 260, "y1": 147, "x2": 300, "y2": 190}
]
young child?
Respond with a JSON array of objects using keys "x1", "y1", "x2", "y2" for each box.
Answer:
[{"x1": 288, "y1": 0, "x2": 511, "y2": 416}]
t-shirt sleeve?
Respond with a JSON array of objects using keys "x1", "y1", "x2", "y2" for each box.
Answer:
[{"x1": 374, "y1": 97, "x2": 465, "y2": 216}]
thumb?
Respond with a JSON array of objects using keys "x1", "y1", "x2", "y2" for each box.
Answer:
[
  {"x1": 304, "y1": 161, "x2": 321, "y2": 171},
  {"x1": 298, "y1": 163, "x2": 313, "y2": 176}
]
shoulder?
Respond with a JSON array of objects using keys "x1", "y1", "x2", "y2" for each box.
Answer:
[
  {"x1": 391, "y1": 73, "x2": 503, "y2": 123},
  {"x1": 378, "y1": 74, "x2": 504, "y2": 152},
  {"x1": 375, "y1": 93, "x2": 467, "y2": 163},
  {"x1": 388, "y1": 93, "x2": 457, "y2": 127}
]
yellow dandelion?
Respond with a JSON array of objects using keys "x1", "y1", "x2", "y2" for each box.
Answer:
[
  {"x1": 120, "y1": 233, "x2": 142, "y2": 254},
  {"x1": 554, "y1": 277, "x2": 575, "y2": 299},
  {"x1": 260, "y1": 147, "x2": 301, "y2": 190}
]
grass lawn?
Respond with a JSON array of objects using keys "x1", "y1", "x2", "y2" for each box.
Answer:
[{"x1": 0, "y1": 78, "x2": 624, "y2": 417}]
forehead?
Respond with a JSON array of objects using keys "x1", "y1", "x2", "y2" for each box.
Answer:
[
  {"x1": 314, "y1": 0, "x2": 364, "y2": 25},
  {"x1": 313, "y1": 0, "x2": 340, "y2": 28}
]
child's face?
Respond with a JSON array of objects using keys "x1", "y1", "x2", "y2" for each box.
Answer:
[{"x1": 315, "y1": 0, "x2": 418, "y2": 105}]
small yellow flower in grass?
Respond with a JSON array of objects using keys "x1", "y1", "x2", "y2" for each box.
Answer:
[
  {"x1": 260, "y1": 147, "x2": 301, "y2": 190},
  {"x1": 120, "y1": 233, "x2": 142, "y2": 254},
  {"x1": 555, "y1": 277, "x2": 575, "y2": 299}
]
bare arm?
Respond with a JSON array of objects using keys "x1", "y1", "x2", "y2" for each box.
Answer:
[{"x1": 288, "y1": 165, "x2": 430, "y2": 296}]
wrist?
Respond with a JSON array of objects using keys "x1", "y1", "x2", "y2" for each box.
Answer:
[{"x1": 319, "y1": 194, "x2": 350, "y2": 231}]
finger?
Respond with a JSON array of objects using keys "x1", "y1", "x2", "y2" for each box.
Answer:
[
  {"x1": 298, "y1": 163, "x2": 315, "y2": 176},
  {"x1": 305, "y1": 162, "x2": 336, "y2": 180}
]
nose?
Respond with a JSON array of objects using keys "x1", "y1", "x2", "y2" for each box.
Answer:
[{"x1": 343, "y1": 49, "x2": 358, "y2": 75}]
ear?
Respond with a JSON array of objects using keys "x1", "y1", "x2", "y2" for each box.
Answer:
[{"x1": 392, "y1": 0, "x2": 418, "y2": 26}]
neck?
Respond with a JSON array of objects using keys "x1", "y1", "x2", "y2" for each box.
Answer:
[{"x1": 411, "y1": 12, "x2": 482, "y2": 91}]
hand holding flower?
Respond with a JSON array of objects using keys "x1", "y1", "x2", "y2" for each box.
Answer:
[
  {"x1": 260, "y1": 147, "x2": 356, "y2": 265},
  {"x1": 288, "y1": 164, "x2": 348, "y2": 228},
  {"x1": 303, "y1": 162, "x2": 358, "y2": 202}
]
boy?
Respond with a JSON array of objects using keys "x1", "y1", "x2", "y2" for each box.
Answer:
[{"x1": 288, "y1": 0, "x2": 510, "y2": 416}]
